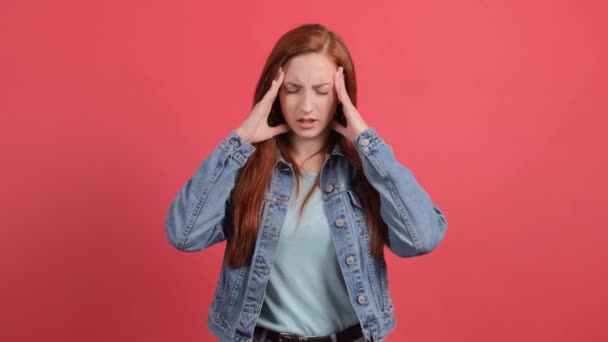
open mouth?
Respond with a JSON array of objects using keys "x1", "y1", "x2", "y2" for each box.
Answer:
[
  {"x1": 297, "y1": 118, "x2": 317, "y2": 129},
  {"x1": 297, "y1": 118, "x2": 316, "y2": 123}
]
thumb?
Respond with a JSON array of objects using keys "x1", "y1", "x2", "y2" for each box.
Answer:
[{"x1": 271, "y1": 123, "x2": 290, "y2": 136}]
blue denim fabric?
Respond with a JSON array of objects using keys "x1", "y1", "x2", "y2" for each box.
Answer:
[{"x1": 166, "y1": 127, "x2": 448, "y2": 342}]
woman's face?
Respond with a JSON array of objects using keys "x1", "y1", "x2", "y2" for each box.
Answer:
[{"x1": 279, "y1": 53, "x2": 338, "y2": 140}]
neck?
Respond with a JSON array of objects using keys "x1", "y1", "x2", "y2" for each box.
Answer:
[{"x1": 288, "y1": 131, "x2": 330, "y2": 172}]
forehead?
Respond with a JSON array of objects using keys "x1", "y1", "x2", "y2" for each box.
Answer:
[{"x1": 283, "y1": 53, "x2": 336, "y2": 83}]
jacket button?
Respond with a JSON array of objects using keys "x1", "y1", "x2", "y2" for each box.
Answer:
[
  {"x1": 360, "y1": 138, "x2": 370, "y2": 146},
  {"x1": 335, "y1": 219, "x2": 345, "y2": 227},
  {"x1": 357, "y1": 295, "x2": 367, "y2": 304},
  {"x1": 325, "y1": 184, "x2": 334, "y2": 193},
  {"x1": 345, "y1": 256, "x2": 355, "y2": 265},
  {"x1": 372, "y1": 332, "x2": 379, "y2": 340}
]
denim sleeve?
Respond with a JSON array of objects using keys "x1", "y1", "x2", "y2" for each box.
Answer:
[
  {"x1": 165, "y1": 131, "x2": 255, "y2": 252},
  {"x1": 353, "y1": 127, "x2": 448, "y2": 257}
]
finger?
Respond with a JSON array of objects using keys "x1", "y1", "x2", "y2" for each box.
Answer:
[
  {"x1": 334, "y1": 67, "x2": 344, "y2": 103},
  {"x1": 331, "y1": 120, "x2": 346, "y2": 136},
  {"x1": 337, "y1": 67, "x2": 352, "y2": 106},
  {"x1": 270, "y1": 123, "x2": 290, "y2": 136},
  {"x1": 262, "y1": 67, "x2": 284, "y2": 104},
  {"x1": 274, "y1": 66, "x2": 284, "y2": 82},
  {"x1": 270, "y1": 67, "x2": 285, "y2": 96}
]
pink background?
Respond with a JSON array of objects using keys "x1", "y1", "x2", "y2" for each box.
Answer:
[{"x1": 1, "y1": 0, "x2": 606, "y2": 341}]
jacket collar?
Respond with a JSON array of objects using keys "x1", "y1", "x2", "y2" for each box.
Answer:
[{"x1": 274, "y1": 142, "x2": 344, "y2": 169}]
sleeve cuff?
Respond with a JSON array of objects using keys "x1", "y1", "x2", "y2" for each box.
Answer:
[
  {"x1": 220, "y1": 131, "x2": 256, "y2": 166},
  {"x1": 353, "y1": 127, "x2": 384, "y2": 153}
]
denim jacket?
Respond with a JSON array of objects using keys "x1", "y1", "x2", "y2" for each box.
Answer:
[{"x1": 165, "y1": 127, "x2": 448, "y2": 342}]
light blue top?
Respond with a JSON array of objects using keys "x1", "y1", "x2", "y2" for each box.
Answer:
[{"x1": 256, "y1": 171, "x2": 360, "y2": 336}]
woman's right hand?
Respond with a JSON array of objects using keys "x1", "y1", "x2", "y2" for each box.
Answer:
[{"x1": 234, "y1": 67, "x2": 290, "y2": 144}]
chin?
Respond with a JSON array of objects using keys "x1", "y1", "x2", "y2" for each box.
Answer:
[
  {"x1": 292, "y1": 130, "x2": 319, "y2": 138},
  {"x1": 292, "y1": 127, "x2": 330, "y2": 140}
]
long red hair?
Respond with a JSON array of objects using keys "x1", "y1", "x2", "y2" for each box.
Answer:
[{"x1": 225, "y1": 23, "x2": 388, "y2": 267}]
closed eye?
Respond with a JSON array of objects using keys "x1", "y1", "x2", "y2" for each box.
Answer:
[
  {"x1": 283, "y1": 81, "x2": 332, "y2": 94},
  {"x1": 284, "y1": 88, "x2": 329, "y2": 95}
]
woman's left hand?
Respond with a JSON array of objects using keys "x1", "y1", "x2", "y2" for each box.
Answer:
[{"x1": 331, "y1": 66, "x2": 369, "y2": 142}]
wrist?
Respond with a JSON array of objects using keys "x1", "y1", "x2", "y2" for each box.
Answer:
[{"x1": 234, "y1": 128, "x2": 251, "y2": 144}]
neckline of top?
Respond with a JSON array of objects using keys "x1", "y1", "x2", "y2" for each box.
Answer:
[{"x1": 301, "y1": 171, "x2": 319, "y2": 178}]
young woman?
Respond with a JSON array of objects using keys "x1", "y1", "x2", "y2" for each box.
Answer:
[{"x1": 166, "y1": 23, "x2": 448, "y2": 342}]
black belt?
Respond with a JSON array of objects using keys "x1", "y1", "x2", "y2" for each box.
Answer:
[{"x1": 253, "y1": 323, "x2": 363, "y2": 342}]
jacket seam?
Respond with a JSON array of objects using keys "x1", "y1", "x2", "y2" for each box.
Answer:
[{"x1": 356, "y1": 133, "x2": 424, "y2": 254}]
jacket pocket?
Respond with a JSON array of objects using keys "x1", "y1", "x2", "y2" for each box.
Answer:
[
  {"x1": 211, "y1": 266, "x2": 247, "y2": 329},
  {"x1": 346, "y1": 190, "x2": 367, "y2": 237},
  {"x1": 346, "y1": 189, "x2": 363, "y2": 210}
]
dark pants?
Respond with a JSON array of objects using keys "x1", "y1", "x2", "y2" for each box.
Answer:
[{"x1": 252, "y1": 324, "x2": 367, "y2": 342}]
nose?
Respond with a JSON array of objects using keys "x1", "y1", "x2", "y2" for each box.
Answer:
[{"x1": 300, "y1": 90, "x2": 314, "y2": 114}]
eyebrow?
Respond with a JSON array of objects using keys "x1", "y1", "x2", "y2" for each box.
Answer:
[{"x1": 284, "y1": 82, "x2": 332, "y2": 88}]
